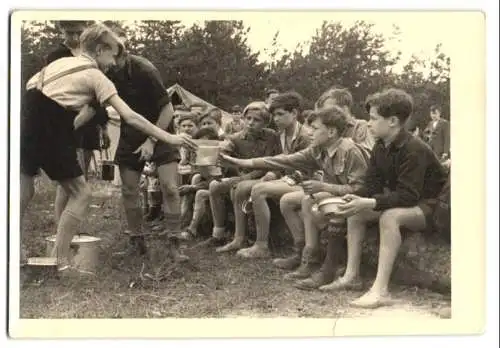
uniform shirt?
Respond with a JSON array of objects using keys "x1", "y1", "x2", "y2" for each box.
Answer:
[
  {"x1": 253, "y1": 137, "x2": 369, "y2": 196},
  {"x1": 343, "y1": 117, "x2": 375, "y2": 154},
  {"x1": 356, "y1": 129, "x2": 448, "y2": 211},
  {"x1": 273, "y1": 121, "x2": 312, "y2": 178},
  {"x1": 221, "y1": 128, "x2": 281, "y2": 180},
  {"x1": 26, "y1": 54, "x2": 117, "y2": 112}
]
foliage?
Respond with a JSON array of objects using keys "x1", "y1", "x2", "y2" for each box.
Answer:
[{"x1": 19, "y1": 19, "x2": 450, "y2": 125}]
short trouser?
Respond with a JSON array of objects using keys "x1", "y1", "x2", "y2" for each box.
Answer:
[
  {"x1": 114, "y1": 137, "x2": 180, "y2": 172},
  {"x1": 74, "y1": 122, "x2": 101, "y2": 151},
  {"x1": 417, "y1": 198, "x2": 439, "y2": 233},
  {"x1": 20, "y1": 89, "x2": 83, "y2": 181}
]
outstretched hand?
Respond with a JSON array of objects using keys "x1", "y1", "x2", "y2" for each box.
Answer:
[{"x1": 219, "y1": 153, "x2": 242, "y2": 168}]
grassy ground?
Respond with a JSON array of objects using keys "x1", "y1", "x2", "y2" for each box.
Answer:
[{"x1": 19, "y1": 175, "x2": 451, "y2": 319}]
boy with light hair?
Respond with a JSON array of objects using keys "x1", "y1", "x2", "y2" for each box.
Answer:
[{"x1": 21, "y1": 23, "x2": 196, "y2": 274}]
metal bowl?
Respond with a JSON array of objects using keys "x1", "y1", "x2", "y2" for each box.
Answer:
[
  {"x1": 195, "y1": 145, "x2": 220, "y2": 166},
  {"x1": 316, "y1": 197, "x2": 346, "y2": 225}
]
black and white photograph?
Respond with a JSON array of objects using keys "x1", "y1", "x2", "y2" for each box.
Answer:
[{"x1": 7, "y1": 9, "x2": 487, "y2": 339}]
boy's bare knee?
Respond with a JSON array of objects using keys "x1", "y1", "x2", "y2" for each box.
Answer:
[
  {"x1": 280, "y1": 195, "x2": 297, "y2": 214},
  {"x1": 209, "y1": 180, "x2": 222, "y2": 194},
  {"x1": 121, "y1": 182, "x2": 139, "y2": 200},
  {"x1": 250, "y1": 182, "x2": 269, "y2": 201},
  {"x1": 379, "y1": 209, "x2": 402, "y2": 230}
]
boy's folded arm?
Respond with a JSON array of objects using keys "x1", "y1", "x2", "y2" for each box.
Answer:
[{"x1": 74, "y1": 104, "x2": 96, "y2": 129}]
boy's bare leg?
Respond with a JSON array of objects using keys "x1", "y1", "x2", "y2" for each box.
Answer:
[
  {"x1": 186, "y1": 189, "x2": 210, "y2": 235},
  {"x1": 351, "y1": 207, "x2": 426, "y2": 308},
  {"x1": 157, "y1": 162, "x2": 189, "y2": 262},
  {"x1": 217, "y1": 179, "x2": 259, "y2": 253},
  {"x1": 116, "y1": 166, "x2": 147, "y2": 256},
  {"x1": 273, "y1": 191, "x2": 306, "y2": 269},
  {"x1": 51, "y1": 176, "x2": 91, "y2": 270},
  {"x1": 195, "y1": 179, "x2": 237, "y2": 248},
  {"x1": 320, "y1": 209, "x2": 380, "y2": 291},
  {"x1": 157, "y1": 162, "x2": 181, "y2": 233},
  {"x1": 283, "y1": 194, "x2": 328, "y2": 280},
  {"x1": 54, "y1": 149, "x2": 91, "y2": 225},
  {"x1": 20, "y1": 173, "x2": 36, "y2": 263},
  {"x1": 237, "y1": 180, "x2": 301, "y2": 258}
]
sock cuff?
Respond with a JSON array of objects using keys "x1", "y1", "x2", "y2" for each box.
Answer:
[{"x1": 212, "y1": 227, "x2": 225, "y2": 238}]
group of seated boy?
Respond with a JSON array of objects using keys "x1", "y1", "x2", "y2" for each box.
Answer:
[{"x1": 142, "y1": 86, "x2": 449, "y2": 309}]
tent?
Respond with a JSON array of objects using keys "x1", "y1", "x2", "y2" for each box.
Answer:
[
  {"x1": 167, "y1": 83, "x2": 232, "y2": 127},
  {"x1": 93, "y1": 84, "x2": 232, "y2": 185}
]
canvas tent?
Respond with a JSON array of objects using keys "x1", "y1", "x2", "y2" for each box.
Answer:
[{"x1": 93, "y1": 84, "x2": 232, "y2": 186}]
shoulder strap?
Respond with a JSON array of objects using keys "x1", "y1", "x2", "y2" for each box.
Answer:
[{"x1": 38, "y1": 64, "x2": 97, "y2": 90}]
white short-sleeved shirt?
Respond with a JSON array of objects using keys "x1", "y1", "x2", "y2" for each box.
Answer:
[{"x1": 26, "y1": 54, "x2": 117, "y2": 112}]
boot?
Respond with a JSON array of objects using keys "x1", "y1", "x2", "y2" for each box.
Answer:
[
  {"x1": 166, "y1": 235, "x2": 189, "y2": 263},
  {"x1": 273, "y1": 241, "x2": 305, "y2": 270},
  {"x1": 284, "y1": 246, "x2": 321, "y2": 280},
  {"x1": 294, "y1": 230, "x2": 346, "y2": 290}
]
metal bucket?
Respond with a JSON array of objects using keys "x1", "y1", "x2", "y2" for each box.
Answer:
[{"x1": 45, "y1": 235, "x2": 101, "y2": 273}]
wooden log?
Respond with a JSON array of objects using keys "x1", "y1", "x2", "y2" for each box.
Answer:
[{"x1": 360, "y1": 225, "x2": 451, "y2": 294}]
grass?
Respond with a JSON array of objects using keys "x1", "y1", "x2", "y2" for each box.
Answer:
[{"x1": 19, "y1": 175, "x2": 451, "y2": 319}]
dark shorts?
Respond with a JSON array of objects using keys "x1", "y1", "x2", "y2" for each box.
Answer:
[
  {"x1": 20, "y1": 89, "x2": 83, "y2": 181},
  {"x1": 418, "y1": 198, "x2": 439, "y2": 233},
  {"x1": 114, "y1": 136, "x2": 180, "y2": 172},
  {"x1": 74, "y1": 123, "x2": 101, "y2": 150},
  {"x1": 74, "y1": 104, "x2": 109, "y2": 150}
]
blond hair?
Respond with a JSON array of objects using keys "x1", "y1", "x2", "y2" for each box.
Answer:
[{"x1": 79, "y1": 23, "x2": 124, "y2": 56}]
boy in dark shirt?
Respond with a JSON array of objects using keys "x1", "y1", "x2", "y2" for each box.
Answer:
[
  {"x1": 228, "y1": 92, "x2": 311, "y2": 257},
  {"x1": 197, "y1": 101, "x2": 281, "y2": 248},
  {"x1": 329, "y1": 88, "x2": 447, "y2": 308}
]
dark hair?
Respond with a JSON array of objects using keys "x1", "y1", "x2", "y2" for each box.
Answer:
[
  {"x1": 174, "y1": 104, "x2": 190, "y2": 112},
  {"x1": 268, "y1": 91, "x2": 303, "y2": 114},
  {"x1": 198, "y1": 107, "x2": 222, "y2": 126},
  {"x1": 231, "y1": 105, "x2": 242, "y2": 113},
  {"x1": 365, "y1": 88, "x2": 414, "y2": 124},
  {"x1": 430, "y1": 104, "x2": 442, "y2": 113},
  {"x1": 316, "y1": 87, "x2": 353, "y2": 109},
  {"x1": 178, "y1": 112, "x2": 197, "y2": 126},
  {"x1": 301, "y1": 109, "x2": 314, "y2": 125},
  {"x1": 307, "y1": 106, "x2": 349, "y2": 135},
  {"x1": 265, "y1": 88, "x2": 279, "y2": 98},
  {"x1": 193, "y1": 127, "x2": 220, "y2": 140}
]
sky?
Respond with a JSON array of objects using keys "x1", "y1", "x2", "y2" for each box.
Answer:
[{"x1": 161, "y1": 11, "x2": 453, "y2": 72}]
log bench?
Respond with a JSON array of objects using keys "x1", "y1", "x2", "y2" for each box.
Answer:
[
  {"x1": 246, "y1": 200, "x2": 451, "y2": 295},
  {"x1": 180, "y1": 179, "x2": 451, "y2": 295}
]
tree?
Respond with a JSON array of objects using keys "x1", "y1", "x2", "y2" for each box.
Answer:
[
  {"x1": 265, "y1": 21, "x2": 402, "y2": 116},
  {"x1": 20, "y1": 21, "x2": 59, "y2": 87}
]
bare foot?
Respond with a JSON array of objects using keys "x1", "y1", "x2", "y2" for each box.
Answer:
[
  {"x1": 319, "y1": 277, "x2": 363, "y2": 291},
  {"x1": 350, "y1": 291, "x2": 393, "y2": 309},
  {"x1": 237, "y1": 244, "x2": 271, "y2": 258},
  {"x1": 215, "y1": 239, "x2": 245, "y2": 253}
]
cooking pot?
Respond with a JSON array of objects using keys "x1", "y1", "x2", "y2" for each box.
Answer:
[{"x1": 45, "y1": 235, "x2": 101, "y2": 273}]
